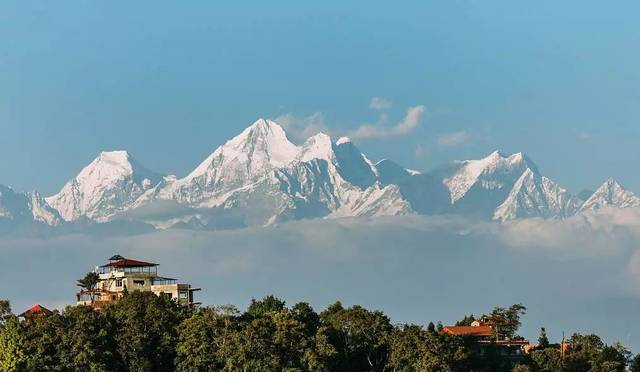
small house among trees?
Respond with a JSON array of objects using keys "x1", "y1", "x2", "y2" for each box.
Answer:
[
  {"x1": 17, "y1": 305, "x2": 52, "y2": 321},
  {"x1": 443, "y1": 304, "x2": 531, "y2": 369}
]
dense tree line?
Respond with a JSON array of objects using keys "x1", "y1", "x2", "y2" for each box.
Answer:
[{"x1": 0, "y1": 293, "x2": 637, "y2": 372}]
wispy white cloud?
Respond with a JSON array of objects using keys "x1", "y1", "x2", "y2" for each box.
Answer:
[
  {"x1": 272, "y1": 112, "x2": 332, "y2": 143},
  {"x1": 437, "y1": 130, "x2": 472, "y2": 147},
  {"x1": 350, "y1": 105, "x2": 426, "y2": 140},
  {"x1": 396, "y1": 105, "x2": 425, "y2": 134},
  {"x1": 273, "y1": 98, "x2": 424, "y2": 143},
  {"x1": 369, "y1": 97, "x2": 393, "y2": 111}
]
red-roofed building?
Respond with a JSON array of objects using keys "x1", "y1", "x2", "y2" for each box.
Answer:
[
  {"x1": 77, "y1": 255, "x2": 200, "y2": 309},
  {"x1": 443, "y1": 319, "x2": 531, "y2": 369},
  {"x1": 443, "y1": 321, "x2": 493, "y2": 338},
  {"x1": 19, "y1": 304, "x2": 53, "y2": 320},
  {"x1": 100, "y1": 258, "x2": 159, "y2": 269}
]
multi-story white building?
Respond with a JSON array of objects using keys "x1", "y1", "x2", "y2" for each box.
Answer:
[{"x1": 77, "y1": 255, "x2": 200, "y2": 309}]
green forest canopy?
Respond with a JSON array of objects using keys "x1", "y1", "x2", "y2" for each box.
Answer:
[{"x1": 0, "y1": 293, "x2": 636, "y2": 372}]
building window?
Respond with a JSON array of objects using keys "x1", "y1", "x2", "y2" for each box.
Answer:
[
  {"x1": 116, "y1": 279, "x2": 123, "y2": 287},
  {"x1": 133, "y1": 279, "x2": 145, "y2": 286}
]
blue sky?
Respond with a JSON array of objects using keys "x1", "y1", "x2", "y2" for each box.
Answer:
[{"x1": 1, "y1": 1, "x2": 640, "y2": 195}]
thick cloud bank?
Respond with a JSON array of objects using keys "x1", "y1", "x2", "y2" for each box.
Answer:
[{"x1": 2, "y1": 209, "x2": 640, "y2": 349}]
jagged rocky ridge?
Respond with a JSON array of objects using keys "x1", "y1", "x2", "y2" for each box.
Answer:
[{"x1": 2, "y1": 118, "x2": 639, "y2": 230}]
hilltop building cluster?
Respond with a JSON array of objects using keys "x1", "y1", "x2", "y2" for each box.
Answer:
[
  {"x1": 18, "y1": 255, "x2": 201, "y2": 319},
  {"x1": 443, "y1": 320, "x2": 533, "y2": 366},
  {"x1": 15, "y1": 256, "x2": 574, "y2": 371},
  {"x1": 76, "y1": 255, "x2": 201, "y2": 309}
]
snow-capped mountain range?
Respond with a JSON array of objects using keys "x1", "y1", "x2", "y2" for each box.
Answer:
[{"x1": 2, "y1": 118, "x2": 639, "y2": 230}]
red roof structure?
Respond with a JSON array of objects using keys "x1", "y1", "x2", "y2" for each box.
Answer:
[
  {"x1": 19, "y1": 304, "x2": 53, "y2": 319},
  {"x1": 442, "y1": 325, "x2": 493, "y2": 337},
  {"x1": 100, "y1": 258, "x2": 158, "y2": 268}
]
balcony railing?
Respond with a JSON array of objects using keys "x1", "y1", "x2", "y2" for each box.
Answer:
[{"x1": 99, "y1": 266, "x2": 158, "y2": 275}]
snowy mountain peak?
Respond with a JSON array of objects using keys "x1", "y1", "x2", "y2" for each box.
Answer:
[
  {"x1": 509, "y1": 151, "x2": 524, "y2": 162},
  {"x1": 241, "y1": 118, "x2": 294, "y2": 152},
  {"x1": 252, "y1": 117, "x2": 271, "y2": 129},
  {"x1": 160, "y1": 118, "x2": 302, "y2": 206},
  {"x1": 462, "y1": 150, "x2": 528, "y2": 176},
  {"x1": 16, "y1": 116, "x2": 640, "y2": 231},
  {"x1": 444, "y1": 150, "x2": 534, "y2": 203},
  {"x1": 246, "y1": 117, "x2": 287, "y2": 136},
  {"x1": 298, "y1": 133, "x2": 334, "y2": 162},
  {"x1": 487, "y1": 149, "x2": 505, "y2": 159},
  {"x1": 234, "y1": 117, "x2": 290, "y2": 144},
  {"x1": 72, "y1": 151, "x2": 158, "y2": 186},
  {"x1": 86, "y1": 150, "x2": 135, "y2": 178},
  {"x1": 97, "y1": 150, "x2": 133, "y2": 167},
  {"x1": 187, "y1": 118, "x2": 298, "y2": 180},
  {"x1": 604, "y1": 177, "x2": 620, "y2": 187},
  {"x1": 483, "y1": 150, "x2": 529, "y2": 166},
  {"x1": 494, "y1": 168, "x2": 581, "y2": 221},
  {"x1": 46, "y1": 151, "x2": 162, "y2": 221},
  {"x1": 241, "y1": 117, "x2": 284, "y2": 135},
  {"x1": 579, "y1": 178, "x2": 640, "y2": 213},
  {"x1": 66, "y1": 150, "x2": 161, "y2": 187}
]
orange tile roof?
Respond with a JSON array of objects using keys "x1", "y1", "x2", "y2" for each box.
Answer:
[{"x1": 443, "y1": 325, "x2": 493, "y2": 337}]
